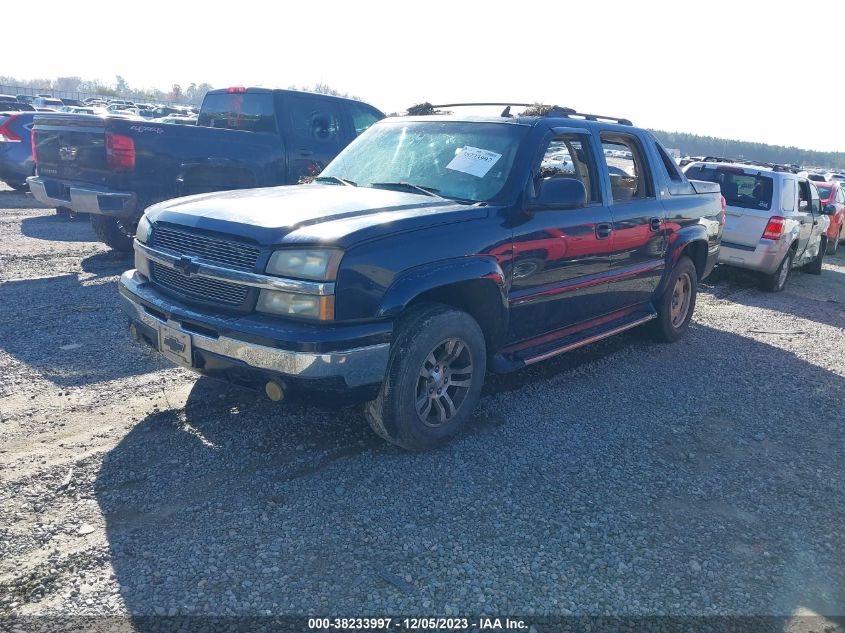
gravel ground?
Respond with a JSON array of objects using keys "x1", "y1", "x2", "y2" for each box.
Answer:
[{"x1": 1, "y1": 182, "x2": 844, "y2": 625}]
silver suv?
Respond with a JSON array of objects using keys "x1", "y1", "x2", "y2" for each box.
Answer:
[{"x1": 684, "y1": 161, "x2": 831, "y2": 291}]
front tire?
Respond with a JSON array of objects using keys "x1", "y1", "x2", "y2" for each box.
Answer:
[
  {"x1": 760, "y1": 250, "x2": 792, "y2": 292},
  {"x1": 5, "y1": 181, "x2": 28, "y2": 191},
  {"x1": 649, "y1": 255, "x2": 697, "y2": 343},
  {"x1": 89, "y1": 215, "x2": 139, "y2": 252},
  {"x1": 365, "y1": 303, "x2": 486, "y2": 451}
]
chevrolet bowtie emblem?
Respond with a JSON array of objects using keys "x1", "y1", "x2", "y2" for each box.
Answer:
[
  {"x1": 58, "y1": 146, "x2": 78, "y2": 161},
  {"x1": 173, "y1": 255, "x2": 201, "y2": 276}
]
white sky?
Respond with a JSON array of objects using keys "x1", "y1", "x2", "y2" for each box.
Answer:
[{"x1": 9, "y1": 0, "x2": 845, "y2": 152}]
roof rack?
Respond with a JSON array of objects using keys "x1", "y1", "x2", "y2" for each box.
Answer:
[
  {"x1": 699, "y1": 157, "x2": 797, "y2": 173},
  {"x1": 405, "y1": 102, "x2": 633, "y2": 126}
]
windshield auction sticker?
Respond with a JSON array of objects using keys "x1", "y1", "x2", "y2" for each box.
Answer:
[{"x1": 446, "y1": 146, "x2": 502, "y2": 178}]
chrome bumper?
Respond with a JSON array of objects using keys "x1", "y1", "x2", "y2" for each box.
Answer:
[
  {"x1": 27, "y1": 176, "x2": 137, "y2": 217},
  {"x1": 118, "y1": 270, "x2": 389, "y2": 388},
  {"x1": 717, "y1": 238, "x2": 789, "y2": 275}
]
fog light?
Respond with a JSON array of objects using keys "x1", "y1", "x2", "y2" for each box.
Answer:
[{"x1": 265, "y1": 381, "x2": 285, "y2": 402}]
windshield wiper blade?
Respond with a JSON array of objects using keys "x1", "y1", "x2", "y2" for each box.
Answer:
[
  {"x1": 315, "y1": 175, "x2": 357, "y2": 187},
  {"x1": 369, "y1": 181, "x2": 445, "y2": 199}
]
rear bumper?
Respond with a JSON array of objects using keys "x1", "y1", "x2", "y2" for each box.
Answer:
[
  {"x1": 118, "y1": 270, "x2": 391, "y2": 398},
  {"x1": 27, "y1": 176, "x2": 137, "y2": 217},
  {"x1": 717, "y1": 238, "x2": 789, "y2": 275}
]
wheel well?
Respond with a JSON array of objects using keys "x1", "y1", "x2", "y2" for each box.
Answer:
[
  {"x1": 681, "y1": 240, "x2": 708, "y2": 280},
  {"x1": 408, "y1": 280, "x2": 507, "y2": 351}
]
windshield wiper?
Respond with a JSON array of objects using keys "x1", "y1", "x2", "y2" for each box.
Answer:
[
  {"x1": 369, "y1": 181, "x2": 446, "y2": 199},
  {"x1": 315, "y1": 175, "x2": 357, "y2": 187}
]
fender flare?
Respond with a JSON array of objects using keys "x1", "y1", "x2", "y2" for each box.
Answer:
[{"x1": 377, "y1": 256, "x2": 508, "y2": 320}]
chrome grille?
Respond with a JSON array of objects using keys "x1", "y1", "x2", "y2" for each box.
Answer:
[
  {"x1": 152, "y1": 225, "x2": 260, "y2": 271},
  {"x1": 151, "y1": 262, "x2": 249, "y2": 306}
]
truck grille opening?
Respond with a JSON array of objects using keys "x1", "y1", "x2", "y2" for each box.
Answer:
[
  {"x1": 151, "y1": 262, "x2": 249, "y2": 306},
  {"x1": 151, "y1": 225, "x2": 261, "y2": 271}
]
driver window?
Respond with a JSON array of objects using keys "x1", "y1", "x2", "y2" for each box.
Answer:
[{"x1": 537, "y1": 135, "x2": 598, "y2": 202}]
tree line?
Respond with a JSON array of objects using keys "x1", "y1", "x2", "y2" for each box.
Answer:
[{"x1": 650, "y1": 129, "x2": 845, "y2": 170}]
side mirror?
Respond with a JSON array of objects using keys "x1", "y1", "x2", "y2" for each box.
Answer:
[
  {"x1": 531, "y1": 177, "x2": 587, "y2": 211},
  {"x1": 823, "y1": 204, "x2": 836, "y2": 215}
]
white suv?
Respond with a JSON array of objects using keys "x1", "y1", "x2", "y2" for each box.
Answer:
[{"x1": 684, "y1": 161, "x2": 831, "y2": 291}]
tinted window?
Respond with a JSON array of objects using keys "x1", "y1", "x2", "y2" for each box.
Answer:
[
  {"x1": 538, "y1": 136, "x2": 598, "y2": 202},
  {"x1": 600, "y1": 134, "x2": 653, "y2": 202},
  {"x1": 655, "y1": 143, "x2": 683, "y2": 182},
  {"x1": 347, "y1": 103, "x2": 382, "y2": 136},
  {"x1": 685, "y1": 165, "x2": 773, "y2": 211},
  {"x1": 816, "y1": 184, "x2": 833, "y2": 200},
  {"x1": 197, "y1": 93, "x2": 277, "y2": 133},
  {"x1": 286, "y1": 95, "x2": 343, "y2": 147}
]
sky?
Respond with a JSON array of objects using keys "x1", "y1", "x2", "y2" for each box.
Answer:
[{"x1": 7, "y1": 0, "x2": 845, "y2": 152}]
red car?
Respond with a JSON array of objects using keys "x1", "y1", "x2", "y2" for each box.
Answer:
[{"x1": 816, "y1": 181, "x2": 845, "y2": 254}]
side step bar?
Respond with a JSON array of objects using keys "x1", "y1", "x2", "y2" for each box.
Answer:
[{"x1": 492, "y1": 307, "x2": 657, "y2": 373}]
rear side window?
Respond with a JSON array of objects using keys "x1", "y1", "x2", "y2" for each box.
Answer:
[
  {"x1": 655, "y1": 143, "x2": 683, "y2": 182},
  {"x1": 781, "y1": 179, "x2": 795, "y2": 212},
  {"x1": 197, "y1": 93, "x2": 277, "y2": 133},
  {"x1": 685, "y1": 165, "x2": 773, "y2": 211},
  {"x1": 600, "y1": 133, "x2": 654, "y2": 202},
  {"x1": 286, "y1": 95, "x2": 343, "y2": 147},
  {"x1": 347, "y1": 103, "x2": 382, "y2": 137}
]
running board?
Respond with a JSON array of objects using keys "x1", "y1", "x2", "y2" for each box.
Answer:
[{"x1": 492, "y1": 308, "x2": 657, "y2": 372}]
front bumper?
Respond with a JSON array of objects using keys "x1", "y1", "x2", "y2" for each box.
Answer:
[
  {"x1": 27, "y1": 176, "x2": 137, "y2": 217},
  {"x1": 717, "y1": 237, "x2": 789, "y2": 275},
  {"x1": 118, "y1": 269, "x2": 391, "y2": 394}
]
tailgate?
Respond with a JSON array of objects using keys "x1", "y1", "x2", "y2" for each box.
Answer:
[
  {"x1": 723, "y1": 204, "x2": 771, "y2": 247},
  {"x1": 33, "y1": 114, "x2": 110, "y2": 185}
]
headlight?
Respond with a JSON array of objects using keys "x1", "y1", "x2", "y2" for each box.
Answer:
[
  {"x1": 265, "y1": 248, "x2": 342, "y2": 280},
  {"x1": 256, "y1": 290, "x2": 334, "y2": 320},
  {"x1": 136, "y1": 215, "x2": 152, "y2": 244}
]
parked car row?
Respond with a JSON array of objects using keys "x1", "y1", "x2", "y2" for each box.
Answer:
[{"x1": 2, "y1": 95, "x2": 839, "y2": 449}]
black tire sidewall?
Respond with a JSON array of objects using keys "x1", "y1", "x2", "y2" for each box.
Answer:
[
  {"x1": 369, "y1": 304, "x2": 486, "y2": 450},
  {"x1": 89, "y1": 215, "x2": 139, "y2": 252}
]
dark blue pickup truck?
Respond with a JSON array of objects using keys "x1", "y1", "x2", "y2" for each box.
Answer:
[
  {"x1": 28, "y1": 88, "x2": 384, "y2": 250},
  {"x1": 118, "y1": 104, "x2": 725, "y2": 450}
]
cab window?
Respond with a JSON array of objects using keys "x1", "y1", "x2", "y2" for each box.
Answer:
[
  {"x1": 535, "y1": 135, "x2": 599, "y2": 203},
  {"x1": 600, "y1": 133, "x2": 654, "y2": 202}
]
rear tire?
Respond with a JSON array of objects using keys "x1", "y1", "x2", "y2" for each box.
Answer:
[
  {"x1": 804, "y1": 237, "x2": 825, "y2": 275},
  {"x1": 760, "y1": 250, "x2": 792, "y2": 292},
  {"x1": 56, "y1": 206, "x2": 72, "y2": 217},
  {"x1": 649, "y1": 255, "x2": 697, "y2": 343},
  {"x1": 89, "y1": 215, "x2": 139, "y2": 252},
  {"x1": 828, "y1": 228, "x2": 841, "y2": 255},
  {"x1": 364, "y1": 303, "x2": 486, "y2": 451}
]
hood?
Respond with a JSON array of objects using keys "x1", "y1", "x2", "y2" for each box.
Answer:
[{"x1": 145, "y1": 184, "x2": 488, "y2": 247}]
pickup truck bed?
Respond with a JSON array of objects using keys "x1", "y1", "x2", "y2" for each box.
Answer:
[{"x1": 29, "y1": 88, "x2": 384, "y2": 250}]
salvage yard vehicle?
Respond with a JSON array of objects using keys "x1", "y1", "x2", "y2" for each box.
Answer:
[
  {"x1": 0, "y1": 112, "x2": 38, "y2": 190},
  {"x1": 27, "y1": 87, "x2": 385, "y2": 251},
  {"x1": 119, "y1": 104, "x2": 725, "y2": 450},
  {"x1": 684, "y1": 161, "x2": 830, "y2": 291},
  {"x1": 814, "y1": 180, "x2": 845, "y2": 254}
]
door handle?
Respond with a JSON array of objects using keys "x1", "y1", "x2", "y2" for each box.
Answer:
[
  {"x1": 650, "y1": 217, "x2": 662, "y2": 232},
  {"x1": 298, "y1": 149, "x2": 314, "y2": 156},
  {"x1": 596, "y1": 223, "x2": 613, "y2": 240}
]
